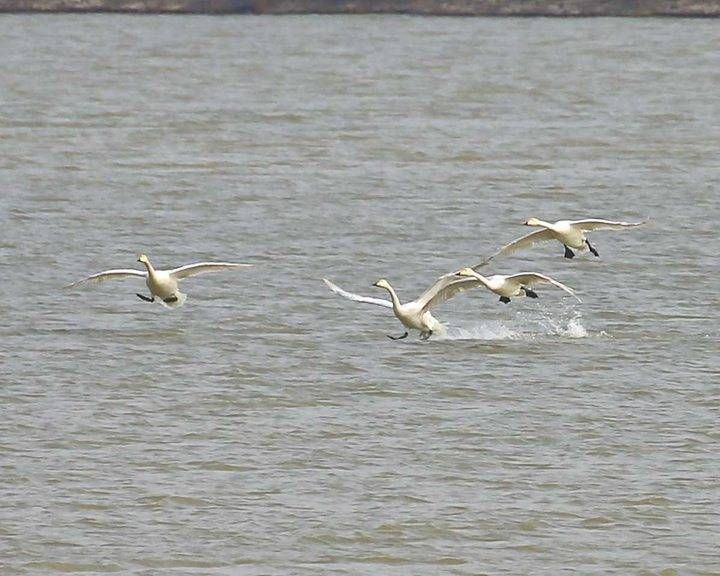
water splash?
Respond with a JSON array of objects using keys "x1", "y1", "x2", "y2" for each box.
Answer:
[
  {"x1": 563, "y1": 316, "x2": 588, "y2": 338},
  {"x1": 442, "y1": 321, "x2": 521, "y2": 341},
  {"x1": 537, "y1": 308, "x2": 588, "y2": 338},
  {"x1": 440, "y1": 308, "x2": 589, "y2": 341}
]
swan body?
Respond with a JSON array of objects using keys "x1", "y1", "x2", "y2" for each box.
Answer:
[
  {"x1": 455, "y1": 267, "x2": 581, "y2": 304},
  {"x1": 66, "y1": 254, "x2": 251, "y2": 308},
  {"x1": 322, "y1": 275, "x2": 480, "y2": 340},
  {"x1": 477, "y1": 217, "x2": 646, "y2": 265}
]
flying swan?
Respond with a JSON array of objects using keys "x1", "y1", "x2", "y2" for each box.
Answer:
[
  {"x1": 454, "y1": 267, "x2": 581, "y2": 304},
  {"x1": 476, "y1": 217, "x2": 646, "y2": 265},
  {"x1": 322, "y1": 275, "x2": 481, "y2": 340},
  {"x1": 66, "y1": 254, "x2": 252, "y2": 307}
]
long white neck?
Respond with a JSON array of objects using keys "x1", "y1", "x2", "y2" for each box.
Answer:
[
  {"x1": 382, "y1": 283, "x2": 403, "y2": 311},
  {"x1": 141, "y1": 259, "x2": 156, "y2": 278},
  {"x1": 528, "y1": 219, "x2": 556, "y2": 230},
  {"x1": 468, "y1": 271, "x2": 492, "y2": 289}
]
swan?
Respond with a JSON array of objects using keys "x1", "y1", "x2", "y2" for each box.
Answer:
[
  {"x1": 477, "y1": 218, "x2": 646, "y2": 265},
  {"x1": 66, "y1": 254, "x2": 252, "y2": 308},
  {"x1": 322, "y1": 275, "x2": 481, "y2": 340},
  {"x1": 454, "y1": 267, "x2": 581, "y2": 304}
]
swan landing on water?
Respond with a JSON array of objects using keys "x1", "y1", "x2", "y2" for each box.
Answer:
[
  {"x1": 66, "y1": 254, "x2": 252, "y2": 308},
  {"x1": 476, "y1": 218, "x2": 646, "y2": 266},
  {"x1": 454, "y1": 267, "x2": 581, "y2": 304},
  {"x1": 322, "y1": 275, "x2": 481, "y2": 341}
]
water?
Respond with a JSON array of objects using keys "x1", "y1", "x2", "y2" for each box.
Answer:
[{"x1": 1, "y1": 14, "x2": 719, "y2": 575}]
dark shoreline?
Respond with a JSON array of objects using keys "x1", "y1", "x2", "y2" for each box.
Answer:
[{"x1": 1, "y1": 0, "x2": 719, "y2": 16}]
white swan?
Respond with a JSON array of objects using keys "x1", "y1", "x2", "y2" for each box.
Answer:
[
  {"x1": 66, "y1": 254, "x2": 251, "y2": 308},
  {"x1": 477, "y1": 217, "x2": 646, "y2": 265},
  {"x1": 455, "y1": 267, "x2": 581, "y2": 304},
  {"x1": 322, "y1": 275, "x2": 481, "y2": 340}
]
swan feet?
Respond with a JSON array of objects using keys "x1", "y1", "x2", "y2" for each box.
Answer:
[
  {"x1": 163, "y1": 295, "x2": 179, "y2": 304},
  {"x1": 564, "y1": 245, "x2": 575, "y2": 259},
  {"x1": 387, "y1": 332, "x2": 409, "y2": 340},
  {"x1": 499, "y1": 296, "x2": 511, "y2": 304},
  {"x1": 522, "y1": 287, "x2": 539, "y2": 299},
  {"x1": 136, "y1": 293, "x2": 155, "y2": 302},
  {"x1": 419, "y1": 330, "x2": 433, "y2": 341},
  {"x1": 586, "y1": 239, "x2": 599, "y2": 257}
]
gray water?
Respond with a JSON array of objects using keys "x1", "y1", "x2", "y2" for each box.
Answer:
[{"x1": 1, "y1": 14, "x2": 719, "y2": 575}]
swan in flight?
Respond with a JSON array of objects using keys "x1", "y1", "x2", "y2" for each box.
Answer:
[
  {"x1": 322, "y1": 275, "x2": 481, "y2": 340},
  {"x1": 454, "y1": 267, "x2": 581, "y2": 304},
  {"x1": 476, "y1": 217, "x2": 646, "y2": 265},
  {"x1": 66, "y1": 254, "x2": 252, "y2": 308}
]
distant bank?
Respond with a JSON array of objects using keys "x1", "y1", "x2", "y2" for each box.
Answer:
[{"x1": 1, "y1": 0, "x2": 718, "y2": 15}]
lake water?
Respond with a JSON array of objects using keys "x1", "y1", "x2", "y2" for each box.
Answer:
[{"x1": 1, "y1": 14, "x2": 718, "y2": 575}]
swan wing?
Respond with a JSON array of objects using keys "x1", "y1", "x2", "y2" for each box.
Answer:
[
  {"x1": 506, "y1": 272, "x2": 582, "y2": 302},
  {"x1": 570, "y1": 218, "x2": 646, "y2": 231},
  {"x1": 169, "y1": 262, "x2": 252, "y2": 280},
  {"x1": 65, "y1": 269, "x2": 147, "y2": 289},
  {"x1": 417, "y1": 276, "x2": 481, "y2": 311},
  {"x1": 473, "y1": 228, "x2": 557, "y2": 269},
  {"x1": 322, "y1": 278, "x2": 393, "y2": 309}
]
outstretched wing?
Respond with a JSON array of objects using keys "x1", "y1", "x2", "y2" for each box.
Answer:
[
  {"x1": 472, "y1": 228, "x2": 557, "y2": 269},
  {"x1": 571, "y1": 218, "x2": 646, "y2": 231},
  {"x1": 506, "y1": 272, "x2": 581, "y2": 302},
  {"x1": 169, "y1": 262, "x2": 251, "y2": 280},
  {"x1": 322, "y1": 278, "x2": 393, "y2": 308},
  {"x1": 65, "y1": 269, "x2": 146, "y2": 289},
  {"x1": 416, "y1": 275, "x2": 482, "y2": 312}
]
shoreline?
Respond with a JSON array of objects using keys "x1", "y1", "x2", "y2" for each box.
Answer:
[{"x1": 1, "y1": 0, "x2": 719, "y2": 16}]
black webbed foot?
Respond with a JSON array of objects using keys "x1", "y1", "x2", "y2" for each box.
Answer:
[
  {"x1": 523, "y1": 287, "x2": 539, "y2": 299},
  {"x1": 564, "y1": 245, "x2": 575, "y2": 259},
  {"x1": 420, "y1": 330, "x2": 433, "y2": 341},
  {"x1": 586, "y1": 239, "x2": 599, "y2": 257},
  {"x1": 387, "y1": 332, "x2": 409, "y2": 340},
  {"x1": 499, "y1": 296, "x2": 511, "y2": 304},
  {"x1": 136, "y1": 293, "x2": 154, "y2": 302},
  {"x1": 163, "y1": 295, "x2": 179, "y2": 304}
]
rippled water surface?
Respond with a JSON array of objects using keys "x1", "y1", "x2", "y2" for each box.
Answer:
[{"x1": 1, "y1": 14, "x2": 718, "y2": 575}]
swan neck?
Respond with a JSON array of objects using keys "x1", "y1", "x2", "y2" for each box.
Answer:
[
  {"x1": 532, "y1": 219, "x2": 555, "y2": 229},
  {"x1": 383, "y1": 283, "x2": 402, "y2": 310},
  {"x1": 471, "y1": 272, "x2": 491, "y2": 288},
  {"x1": 142, "y1": 259, "x2": 156, "y2": 276}
]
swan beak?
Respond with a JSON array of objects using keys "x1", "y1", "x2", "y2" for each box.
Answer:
[{"x1": 523, "y1": 220, "x2": 530, "y2": 225}]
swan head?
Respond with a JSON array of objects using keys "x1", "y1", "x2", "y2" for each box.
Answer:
[
  {"x1": 524, "y1": 217, "x2": 543, "y2": 226},
  {"x1": 455, "y1": 267, "x2": 477, "y2": 278},
  {"x1": 373, "y1": 279, "x2": 391, "y2": 290},
  {"x1": 137, "y1": 253, "x2": 149, "y2": 264}
]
